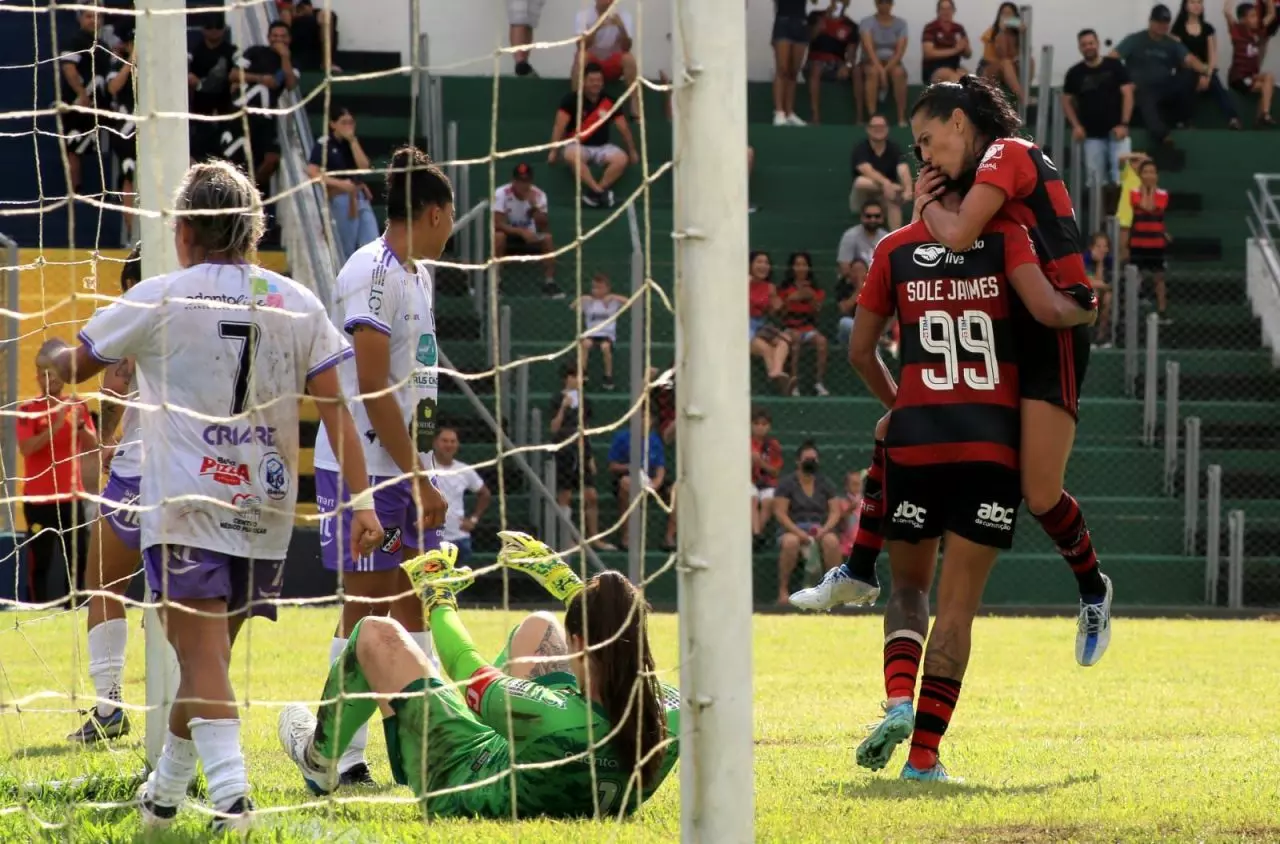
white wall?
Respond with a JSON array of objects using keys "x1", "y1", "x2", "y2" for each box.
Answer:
[{"x1": 328, "y1": 0, "x2": 1280, "y2": 86}]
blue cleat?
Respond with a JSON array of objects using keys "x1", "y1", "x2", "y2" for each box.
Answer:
[
  {"x1": 1076, "y1": 574, "x2": 1114, "y2": 667},
  {"x1": 67, "y1": 706, "x2": 130, "y2": 743},
  {"x1": 855, "y1": 701, "x2": 914, "y2": 771},
  {"x1": 901, "y1": 760, "x2": 961, "y2": 782}
]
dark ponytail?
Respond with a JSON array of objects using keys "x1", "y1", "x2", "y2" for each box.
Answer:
[
  {"x1": 120, "y1": 242, "x2": 142, "y2": 292},
  {"x1": 565, "y1": 571, "x2": 666, "y2": 790},
  {"x1": 910, "y1": 74, "x2": 1022, "y2": 147}
]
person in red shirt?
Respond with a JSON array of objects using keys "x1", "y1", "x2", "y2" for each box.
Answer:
[
  {"x1": 747, "y1": 250, "x2": 792, "y2": 393},
  {"x1": 921, "y1": 0, "x2": 972, "y2": 83},
  {"x1": 17, "y1": 339, "x2": 99, "y2": 605},
  {"x1": 907, "y1": 75, "x2": 1114, "y2": 664},
  {"x1": 805, "y1": 1, "x2": 860, "y2": 125},
  {"x1": 750, "y1": 407, "x2": 785, "y2": 537},
  {"x1": 1128, "y1": 159, "x2": 1172, "y2": 320},
  {"x1": 1226, "y1": 0, "x2": 1276, "y2": 125},
  {"x1": 779, "y1": 251, "x2": 831, "y2": 396}
]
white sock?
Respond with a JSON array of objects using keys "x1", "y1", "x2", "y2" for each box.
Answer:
[
  {"x1": 189, "y1": 718, "x2": 248, "y2": 811},
  {"x1": 330, "y1": 637, "x2": 368, "y2": 773},
  {"x1": 149, "y1": 731, "x2": 198, "y2": 807},
  {"x1": 88, "y1": 618, "x2": 127, "y2": 717},
  {"x1": 408, "y1": 630, "x2": 438, "y2": 670}
]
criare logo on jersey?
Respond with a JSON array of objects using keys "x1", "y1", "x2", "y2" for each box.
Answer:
[
  {"x1": 203, "y1": 424, "x2": 277, "y2": 447},
  {"x1": 977, "y1": 142, "x2": 1005, "y2": 173},
  {"x1": 259, "y1": 452, "x2": 290, "y2": 501},
  {"x1": 199, "y1": 455, "x2": 251, "y2": 487},
  {"x1": 252, "y1": 276, "x2": 285, "y2": 308},
  {"x1": 976, "y1": 502, "x2": 1015, "y2": 531}
]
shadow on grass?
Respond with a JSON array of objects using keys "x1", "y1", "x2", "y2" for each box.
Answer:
[{"x1": 819, "y1": 771, "x2": 1102, "y2": 801}]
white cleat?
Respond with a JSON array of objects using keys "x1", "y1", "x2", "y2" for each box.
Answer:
[
  {"x1": 277, "y1": 703, "x2": 339, "y2": 796},
  {"x1": 136, "y1": 778, "x2": 179, "y2": 831},
  {"x1": 785, "y1": 112, "x2": 808, "y2": 126},
  {"x1": 1076, "y1": 574, "x2": 1113, "y2": 667},
  {"x1": 790, "y1": 565, "x2": 880, "y2": 611}
]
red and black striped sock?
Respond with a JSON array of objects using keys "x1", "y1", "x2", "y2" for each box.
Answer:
[
  {"x1": 1034, "y1": 491, "x2": 1106, "y2": 599},
  {"x1": 908, "y1": 675, "x2": 962, "y2": 771},
  {"x1": 845, "y1": 441, "x2": 886, "y2": 584},
  {"x1": 883, "y1": 631, "x2": 924, "y2": 702}
]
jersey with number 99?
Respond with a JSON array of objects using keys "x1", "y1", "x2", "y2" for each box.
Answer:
[
  {"x1": 858, "y1": 216, "x2": 1039, "y2": 471},
  {"x1": 78, "y1": 264, "x2": 351, "y2": 560}
]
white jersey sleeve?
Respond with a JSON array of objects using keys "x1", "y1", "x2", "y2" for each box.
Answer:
[
  {"x1": 335, "y1": 247, "x2": 404, "y2": 337},
  {"x1": 304, "y1": 304, "x2": 353, "y2": 381},
  {"x1": 79, "y1": 283, "x2": 162, "y2": 363}
]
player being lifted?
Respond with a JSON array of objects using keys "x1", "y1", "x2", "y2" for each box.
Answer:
[
  {"x1": 795, "y1": 75, "x2": 1115, "y2": 667},
  {"x1": 51, "y1": 160, "x2": 384, "y2": 833},
  {"x1": 310, "y1": 144, "x2": 452, "y2": 787},
  {"x1": 277, "y1": 530, "x2": 680, "y2": 818},
  {"x1": 848, "y1": 187, "x2": 1096, "y2": 781},
  {"x1": 67, "y1": 244, "x2": 143, "y2": 744}
]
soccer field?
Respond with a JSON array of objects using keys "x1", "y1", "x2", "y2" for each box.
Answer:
[{"x1": 1, "y1": 609, "x2": 1278, "y2": 843}]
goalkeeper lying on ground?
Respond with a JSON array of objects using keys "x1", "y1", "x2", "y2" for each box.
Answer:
[{"x1": 277, "y1": 531, "x2": 680, "y2": 818}]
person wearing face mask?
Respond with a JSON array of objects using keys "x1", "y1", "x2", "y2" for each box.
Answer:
[{"x1": 771, "y1": 441, "x2": 842, "y2": 606}]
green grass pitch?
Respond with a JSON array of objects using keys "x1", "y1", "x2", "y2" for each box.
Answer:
[{"x1": 1, "y1": 609, "x2": 1279, "y2": 842}]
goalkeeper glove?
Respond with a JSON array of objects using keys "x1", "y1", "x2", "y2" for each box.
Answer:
[
  {"x1": 497, "y1": 530, "x2": 584, "y2": 606},
  {"x1": 401, "y1": 542, "x2": 475, "y2": 618}
]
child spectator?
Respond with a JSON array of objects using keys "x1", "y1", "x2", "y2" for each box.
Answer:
[
  {"x1": 549, "y1": 364, "x2": 613, "y2": 550},
  {"x1": 835, "y1": 256, "x2": 868, "y2": 349},
  {"x1": 1128, "y1": 160, "x2": 1172, "y2": 323},
  {"x1": 921, "y1": 0, "x2": 971, "y2": 83},
  {"x1": 778, "y1": 252, "x2": 830, "y2": 396},
  {"x1": 805, "y1": 1, "x2": 860, "y2": 125},
  {"x1": 1226, "y1": 0, "x2": 1276, "y2": 125},
  {"x1": 838, "y1": 469, "x2": 864, "y2": 557},
  {"x1": 573, "y1": 272, "x2": 628, "y2": 390},
  {"x1": 750, "y1": 408, "x2": 784, "y2": 538},
  {"x1": 1083, "y1": 231, "x2": 1115, "y2": 347},
  {"x1": 748, "y1": 251, "x2": 793, "y2": 394},
  {"x1": 607, "y1": 407, "x2": 667, "y2": 550}
]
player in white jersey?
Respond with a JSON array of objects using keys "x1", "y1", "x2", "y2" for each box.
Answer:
[
  {"x1": 67, "y1": 244, "x2": 144, "y2": 745},
  {"x1": 50, "y1": 161, "x2": 384, "y2": 834},
  {"x1": 310, "y1": 145, "x2": 454, "y2": 786}
]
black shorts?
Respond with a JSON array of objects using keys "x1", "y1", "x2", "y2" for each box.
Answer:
[
  {"x1": 60, "y1": 109, "x2": 99, "y2": 156},
  {"x1": 110, "y1": 133, "x2": 136, "y2": 189},
  {"x1": 1129, "y1": 249, "x2": 1167, "y2": 273},
  {"x1": 189, "y1": 121, "x2": 223, "y2": 163},
  {"x1": 1015, "y1": 320, "x2": 1091, "y2": 420},
  {"x1": 500, "y1": 232, "x2": 548, "y2": 254},
  {"x1": 883, "y1": 459, "x2": 1022, "y2": 550},
  {"x1": 1229, "y1": 75, "x2": 1257, "y2": 93},
  {"x1": 554, "y1": 444, "x2": 596, "y2": 492},
  {"x1": 772, "y1": 13, "x2": 809, "y2": 44}
]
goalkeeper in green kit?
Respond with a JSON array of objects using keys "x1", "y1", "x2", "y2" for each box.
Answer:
[{"x1": 277, "y1": 531, "x2": 680, "y2": 818}]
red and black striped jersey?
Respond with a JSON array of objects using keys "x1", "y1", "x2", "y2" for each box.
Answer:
[
  {"x1": 779, "y1": 283, "x2": 826, "y2": 330},
  {"x1": 1128, "y1": 187, "x2": 1169, "y2": 251},
  {"x1": 858, "y1": 216, "x2": 1039, "y2": 470},
  {"x1": 973, "y1": 137, "x2": 1093, "y2": 306}
]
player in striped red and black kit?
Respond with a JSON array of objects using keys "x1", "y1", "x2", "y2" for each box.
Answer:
[
  {"x1": 1128, "y1": 158, "x2": 1171, "y2": 320},
  {"x1": 845, "y1": 189, "x2": 1096, "y2": 782}
]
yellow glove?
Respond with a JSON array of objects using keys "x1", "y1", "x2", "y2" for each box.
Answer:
[
  {"x1": 497, "y1": 530, "x2": 584, "y2": 606},
  {"x1": 401, "y1": 543, "x2": 475, "y2": 617}
]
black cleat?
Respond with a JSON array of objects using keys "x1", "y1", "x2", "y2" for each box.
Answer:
[
  {"x1": 68, "y1": 707, "x2": 130, "y2": 743},
  {"x1": 339, "y1": 762, "x2": 377, "y2": 788},
  {"x1": 210, "y1": 795, "x2": 254, "y2": 834}
]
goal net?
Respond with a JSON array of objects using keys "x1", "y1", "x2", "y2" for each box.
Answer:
[{"x1": 0, "y1": 0, "x2": 752, "y2": 839}]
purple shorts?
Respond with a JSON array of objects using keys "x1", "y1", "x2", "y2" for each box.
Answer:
[
  {"x1": 99, "y1": 472, "x2": 142, "y2": 551},
  {"x1": 315, "y1": 469, "x2": 443, "y2": 573},
  {"x1": 142, "y1": 545, "x2": 284, "y2": 621}
]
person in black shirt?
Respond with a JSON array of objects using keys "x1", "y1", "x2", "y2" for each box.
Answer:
[
  {"x1": 58, "y1": 8, "x2": 112, "y2": 190},
  {"x1": 1062, "y1": 29, "x2": 1135, "y2": 189},
  {"x1": 104, "y1": 34, "x2": 137, "y2": 240},
  {"x1": 548, "y1": 364, "x2": 613, "y2": 550},
  {"x1": 1171, "y1": 0, "x2": 1244, "y2": 126},
  {"x1": 228, "y1": 21, "x2": 297, "y2": 190},
  {"x1": 281, "y1": 0, "x2": 339, "y2": 72},
  {"x1": 188, "y1": 13, "x2": 240, "y2": 162},
  {"x1": 307, "y1": 107, "x2": 379, "y2": 261},
  {"x1": 849, "y1": 115, "x2": 911, "y2": 229},
  {"x1": 548, "y1": 62, "x2": 639, "y2": 210}
]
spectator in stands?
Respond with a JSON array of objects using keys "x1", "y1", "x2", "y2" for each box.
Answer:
[
  {"x1": 805, "y1": 1, "x2": 860, "y2": 126},
  {"x1": 1129, "y1": 159, "x2": 1172, "y2": 322},
  {"x1": 649, "y1": 366, "x2": 677, "y2": 444},
  {"x1": 233, "y1": 21, "x2": 298, "y2": 191},
  {"x1": 1172, "y1": 0, "x2": 1244, "y2": 128},
  {"x1": 1261, "y1": 0, "x2": 1280, "y2": 61},
  {"x1": 188, "y1": 13, "x2": 240, "y2": 163},
  {"x1": 549, "y1": 62, "x2": 639, "y2": 210},
  {"x1": 1112, "y1": 4, "x2": 1213, "y2": 147},
  {"x1": 835, "y1": 256, "x2": 868, "y2": 348},
  {"x1": 573, "y1": 0, "x2": 640, "y2": 119},
  {"x1": 1063, "y1": 29, "x2": 1135, "y2": 190},
  {"x1": 837, "y1": 469, "x2": 864, "y2": 558},
  {"x1": 779, "y1": 252, "x2": 831, "y2": 397},
  {"x1": 838, "y1": 199, "x2": 889, "y2": 269},
  {"x1": 751, "y1": 407, "x2": 784, "y2": 537},
  {"x1": 279, "y1": 0, "x2": 338, "y2": 72},
  {"x1": 549, "y1": 364, "x2": 613, "y2": 550},
  {"x1": 772, "y1": 440, "x2": 842, "y2": 605},
  {"x1": 1084, "y1": 231, "x2": 1115, "y2": 347},
  {"x1": 507, "y1": 0, "x2": 544, "y2": 76},
  {"x1": 607, "y1": 407, "x2": 667, "y2": 550},
  {"x1": 748, "y1": 251, "x2": 793, "y2": 394},
  {"x1": 429, "y1": 427, "x2": 491, "y2": 564},
  {"x1": 859, "y1": 0, "x2": 909, "y2": 124},
  {"x1": 920, "y1": 0, "x2": 971, "y2": 84},
  {"x1": 849, "y1": 116, "x2": 910, "y2": 229},
  {"x1": 771, "y1": 0, "x2": 813, "y2": 126},
  {"x1": 105, "y1": 32, "x2": 137, "y2": 242},
  {"x1": 308, "y1": 106, "x2": 378, "y2": 262},
  {"x1": 494, "y1": 163, "x2": 560, "y2": 298},
  {"x1": 978, "y1": 2, "x2": 1031, "y2": 106},
  {"x1": 574, "y1": 272, "x2": 628, "y2": 390},
  {"x1": 58, "y1": 7, "x2": 111, "y2": 191},
  {"x1": 1225, "y1": 0, "x2": 1277, "y2": 125},
  {"x1": 18, "y1": 340, "x2": 98, "y2": 605}
]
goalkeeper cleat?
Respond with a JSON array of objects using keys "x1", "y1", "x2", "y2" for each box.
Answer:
[
  {"x1": 210, "y1": 795, "x2": 254, "y2": 835},
  {"x1": 855, "y1": 701, "x2": 915, "y2": 771},
  {"x1": 136, "y1": 779, "x2": 179, "y2": 831},
  {"x1": 1076, "y1": 574, "x2": 1114, "y2": 667},
  {"x1": 790, "y1": 565, "x2": 880, "y2": 611},
  {"x1": 497, "y1": 530, "x2": 584, "y2": 604},
  {"x1": 900, "y1": 760, "x2": 961, "y2": 783},
  {"x1": 278, "y1": 703, "x2": 339, "y2": 796},
  {"x1": 67, "y1": 705, "x2": 130, "y2": 743}
]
